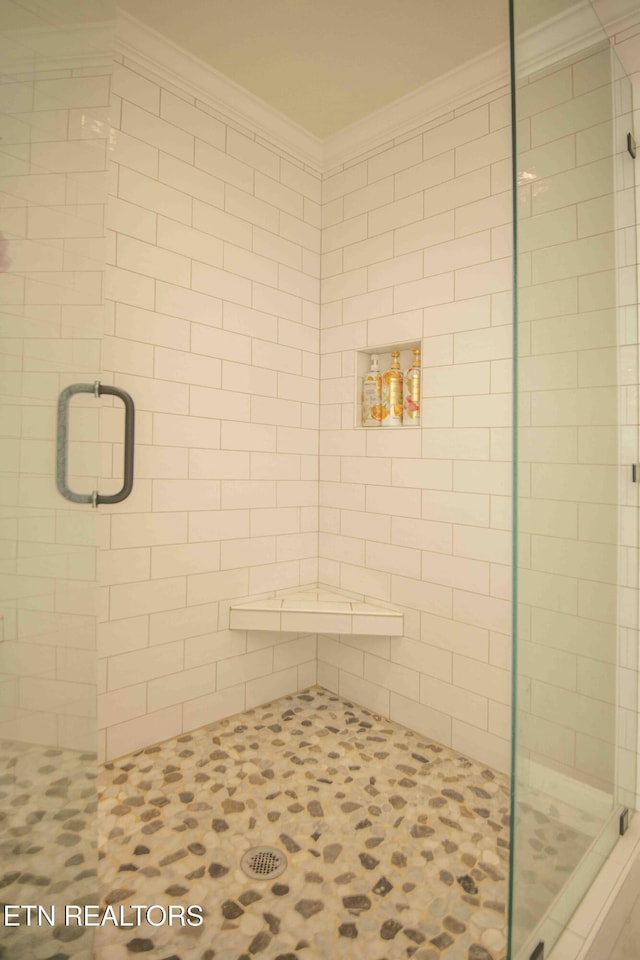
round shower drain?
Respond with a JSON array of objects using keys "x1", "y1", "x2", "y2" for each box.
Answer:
[{"x1": 240, "y1": 846, "x2": 288, "y2": 880}]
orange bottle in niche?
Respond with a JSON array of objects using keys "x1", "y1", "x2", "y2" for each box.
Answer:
[{"x1": 382, "y1": 351, "x2": 403, "y2": 427}]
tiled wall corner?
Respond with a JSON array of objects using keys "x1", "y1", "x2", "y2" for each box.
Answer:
[{"x1": 99, "y1": 49, "x2": 321, "y2": 759}]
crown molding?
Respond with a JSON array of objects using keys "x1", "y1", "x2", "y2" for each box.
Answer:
[
  {"x1": 115, "y1": 2, "x2": 639, "y2": 176},
  {"x1": 517, "y1": 2, "x2": 610, "y2": 77},
  {"x1": 115, "y1": 9, "x2": 324, "y2": 171},
  {"x1": 592, "y1": 0, "x2": 640, "y2": 38},
  {"x1": 323, "y1": 45, "x2": 510, "y2": 171},
  {"x1": 0, "y1": 20, "x2": 112, "y2": 76},
  {"x1": 516, "y1": 0, "x2": 640, "y2": 78},
  {"x1": 116, "y1": 10, "x2": 510, "y2": 174}
]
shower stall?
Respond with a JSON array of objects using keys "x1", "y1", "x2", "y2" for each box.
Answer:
[{"x1": 0, "y1": 0, "x2": 638, "y2": 957}]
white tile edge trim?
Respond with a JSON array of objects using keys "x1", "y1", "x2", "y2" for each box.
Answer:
[
  {"x1": 230, "y1": 585, "x2": 403, "y2": 635},
  {"x1": 549, "y1": 814, "x2": 640, "y2": 960}
]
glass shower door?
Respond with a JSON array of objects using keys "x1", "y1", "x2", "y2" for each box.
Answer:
[
  {"x1": 0, "y1": 1, "x2": 112, "y2": 954},
  {"x1": 509, "y1": 1, "x2": 638, "y2": 957}
]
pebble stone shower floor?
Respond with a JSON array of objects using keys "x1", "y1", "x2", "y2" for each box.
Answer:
[
  {"x1": 98, "y1": 688, "x2": 510, "y2": 960},
  {"x1": 1, "y1": 687, "x2": 513, "y2": 959}
]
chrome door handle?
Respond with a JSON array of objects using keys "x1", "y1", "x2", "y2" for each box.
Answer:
[{"x1": 56, "y1": 381, "x2": 135, "y2": 507}]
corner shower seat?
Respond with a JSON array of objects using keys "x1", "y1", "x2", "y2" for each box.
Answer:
[{"x1": 229, "y1": 586, "x2": 403, "y2": 636}]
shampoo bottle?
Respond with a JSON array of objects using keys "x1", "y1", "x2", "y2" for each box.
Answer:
[
  {"x1": 403, "y1": 347, "x2": 421, "y2": 425},
  {"x1": 362, "y1": 354, "x2": 382, "y2": 425},
  {"x1": 382, "y1": 351, "x2": 403, "y2": 427}
]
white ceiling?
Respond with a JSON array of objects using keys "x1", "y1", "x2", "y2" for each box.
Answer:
[{"x1": 117, "y1": 0, "x2": 508, "y2": 140}]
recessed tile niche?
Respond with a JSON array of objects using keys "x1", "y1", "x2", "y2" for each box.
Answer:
[{"x1": 355, "y1": 340, "x2": 422, "y2": 429}]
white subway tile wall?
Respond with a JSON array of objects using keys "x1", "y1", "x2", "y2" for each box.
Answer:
[
  {"x1": 515, "y1": 45, "x2": 639, "y2": 800},
  {"x1": 100, "y1": 56, "x2": 321, "y2": 759},
  {"x1": 317, "y1": 91, "x2": 513, "y2": 773},
  {"x1": 0, "y1": 20, "x2": 110, "y2": 751}
]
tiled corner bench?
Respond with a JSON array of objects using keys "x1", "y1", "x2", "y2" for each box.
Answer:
[{"x1": 229, "y1": 587, "x2": 403, "y2": 636}]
